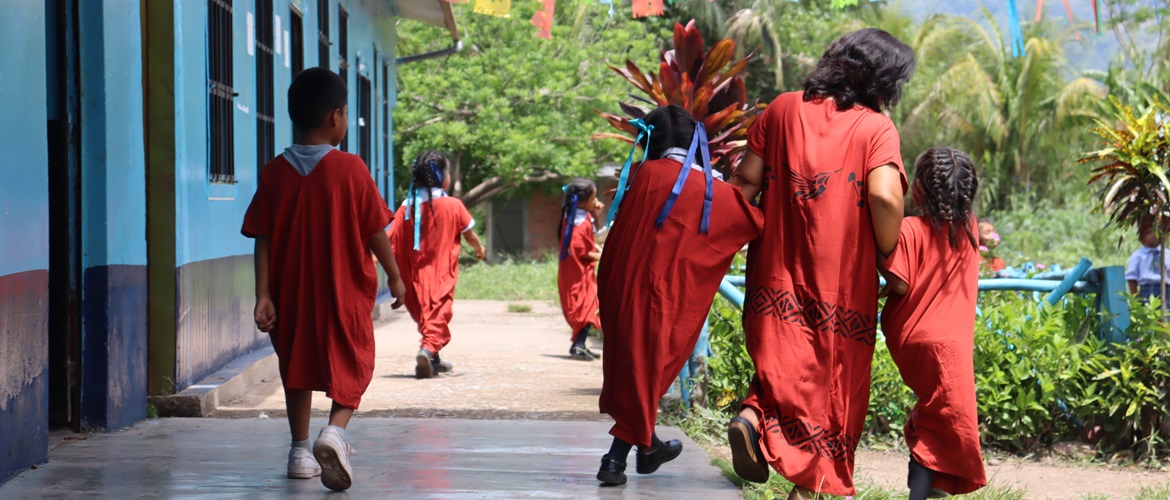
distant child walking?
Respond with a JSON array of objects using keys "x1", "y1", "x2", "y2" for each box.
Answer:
[
  {"x1": 879, "y1": 147, "x2": 988, "y2": 499},
  {"x1": 595, "y1": 105, "x2": 763, "y2": 485},
  {"x1": 1126, "y1": 220, "x2": 1170, "y2": 302},
  {"x1": 388, "y1": 151, "x2": 485, "y2": 379},
  {"x1": 242, "y1": 67, "x2": 406, "y2": 492},
  {"x1": 558, "y1": 178, "x2": 604, "y2": 361}
]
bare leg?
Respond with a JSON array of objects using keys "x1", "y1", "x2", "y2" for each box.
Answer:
[
  {"x1": 285, "y1": 388, "x2": 313, "y2": 442},
  {"x1": 737, "y1": 405, "x2": 762, "y2": 427},
  {"x1": 329, "y1": 401, "x2": 355, "y2": 429}
]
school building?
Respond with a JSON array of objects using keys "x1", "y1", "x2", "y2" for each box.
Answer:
[{"x1": 0, "y1": 0, "x2": 459, "y2": 481}]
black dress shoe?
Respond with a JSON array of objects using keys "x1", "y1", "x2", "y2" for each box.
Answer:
[
  {"x1": 728, "y1": 416, "x2": 769, "y2": 483},
  {"x1": 569, "y1": 345, "x2": 596, "y2": 361},
  {"x1": 636, "y1": 439, "x2": 683, "y2": 474},
  {"x1": 596, "y1": 454, "x2": 627, "y2": 485}
]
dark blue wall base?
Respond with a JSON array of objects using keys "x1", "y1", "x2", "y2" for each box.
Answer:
[
  {"x1": 81, "y1": 265, "x2": 147, "y2": 430},
  {"x1": 0, "y1": 270, "x2": 49, "y2": 482},
  {"x1": 175, "y1": 255, "x2": 266, "y2": 391}
]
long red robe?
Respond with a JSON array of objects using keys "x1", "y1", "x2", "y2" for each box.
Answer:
[
  {"x1": 598, "y1": 158, "x2": 763, "y2": 447},
  {"x1": 741, "y1": 92, "x2": 907, "y2": 495},
  {"x1": 558, "y1": 212, "x2": 601, "y2": 342},
  {"x1": 388, "y1": 195, "x2": 473, "y2": 354},
  {"x1": 241, "y1": 150, "x2": 391, "y2": 409},
  {"x1": 881, "y1": 217, "x2": 987, "y2": 495}
]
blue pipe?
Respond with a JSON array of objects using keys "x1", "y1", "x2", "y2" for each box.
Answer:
[{"x1": 1044, "y1": 258, "x2": 1093, "y2": 307}]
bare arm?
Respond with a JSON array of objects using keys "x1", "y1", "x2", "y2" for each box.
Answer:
[
  {"x1": 868, "y1": 165, "x2": 905, "y2": 257},
  {"x1": 462, "y1": 229, "x2": 486, "y2": 260},
  {"x1": 1129, "y1": 280, "x2": 1138, "y2": 295},
  {"x1": 879, "y1": 267, "x2": 909, "y2": 296},
  {"x1": 253, "y1": 237, "x2": 276, "y2": 332},
  {"x1": 730, "y1": 151, "x2": 766, "y2": 202},
  {"x1": 369, "y1": 231, "x2": 406, "y2": 309}
]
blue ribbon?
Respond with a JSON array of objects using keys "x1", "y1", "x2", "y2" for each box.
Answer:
[
  {"x1": 409, "y1": 179, "x2": 422, "y2": 251},
  {"x1": 1007, "y1": 0, "x2": 1026, "y2": 57},
  {"x1": 654, "y1": 122, "x2": 714, "y2": 234},
  {"x1": 430, "y1": 160, "x2": 443, "y2": 184},
  {"x1": 608, "y1": 119, "x2": 653, "y2": 225},
  {"x1": 560, "y1": 193, "x2": 579, "y2": 260}
]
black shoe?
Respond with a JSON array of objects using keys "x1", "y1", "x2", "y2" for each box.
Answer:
[
  {"x1": 569, "y1": 345, "x2": 596, "y2": 361},
  {"x1": 636, "y1": 439, "x2": 683, "y2": 474},
  {"x1": 583, "y1": 345, "x2": 601, "y2": 359},
  {"x1": 728, "y1": 416, "x2": 769, "y2": 483},
  {"x1": 431, "y1": 355, "x2": 454, "y2": 375},
  {"x1": 415, "y1": 349, "x2": 435, "y2": 379},
  {"x1": 596, "y1": 454, "x2": 627, "y2": 485}
]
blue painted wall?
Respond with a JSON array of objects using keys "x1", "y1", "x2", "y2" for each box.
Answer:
[
  {"x1": 171, "y1": 0, "x2": 398, "y2": 389},
  {"x1": 78, "y1": 0, "x2": 149, "y2": 431},
  {"x1": 0, "y1": 0, "x2": 50, "y2": 481}
]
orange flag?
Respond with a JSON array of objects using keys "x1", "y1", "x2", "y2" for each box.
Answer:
[
  {"x1": 632, "y1": 0, "x2": 664, "y2": 18},
  {"x1": 531, "y1": 0, "x2": 555, "y2": 39}
]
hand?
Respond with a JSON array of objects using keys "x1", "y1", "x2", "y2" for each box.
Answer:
[
  {"x1": 474, "y1": 244, "x2": 486, "y2": 261},
  {"x1": 388, "y1": 277, "x2": 407, "y2": 310},
  {"x1": 590, "y1": 199, "x2": 605, "y2": 218},
  {"x1": 877, "y1": 286, "x2": 891, "y2": 300},
  {"x1": 254, "y1": 296, "x2": 277, "y2": 332}
]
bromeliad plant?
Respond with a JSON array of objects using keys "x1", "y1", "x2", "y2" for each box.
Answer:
[{"x1": 593, "y1": 20, "x2": 764, "y2": 172}]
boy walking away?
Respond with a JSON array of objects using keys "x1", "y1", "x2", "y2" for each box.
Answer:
[
  {"x1": 558, "y1": 178, "x2": 604, "y2": 361},
  {"x1": 880, "y1": 147, "x2": 988, "y2": 499},
  {"x1": 1127, "y1": 219, "x2": 1170, "y2": 302},
  {"x1": 388, "y1": 151, "x2": 486, "y2": 379},
  {"x1": 595, "y1": 105, "x2": 763, "y2": 485},
  {"x1": 242, "y1": 67, "x2": 406, "y2": 492}
]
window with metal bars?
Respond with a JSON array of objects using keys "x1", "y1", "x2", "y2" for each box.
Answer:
[
  {"x1": 316, "y1": 0, "x2": 329, "y2": 68},
  {"x1": 382, "y1": 62, "x2": 391, "y2": 203},
  {"x1": 208, "y1": 0, "x2": 236, "y2": 183},
  {"x1": 256, "y1": 0, "x2": 275, "y2": 171},
  {"x1": 290, "y1": 7, "x2": 304, "y2": 76},
  {"x1": 359, "y1": 74, "x2": 371, "y2": 167},
  {"x1": 338, "y1": 5, "x2": 349, "y2": 152}
]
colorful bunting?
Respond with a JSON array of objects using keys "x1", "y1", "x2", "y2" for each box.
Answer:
[
  {"x1": 632, "y1": 0, "x2": 664, "y2": 18},
  {"x1": 1061, "y1": 0, "x2": 1081, "y2": 41},
  {"x1": 1006, "y1": 0, "x2": 1026, "y2": 57},
  {"x1": 531, "y1": 0, "x2": 555, "y2": 39},
  {"x1": 1092, "y1": 0, "x2": 1101, "y2": 34},
  {"x1": 474, "y1": 0, "x2": 511, "y2": 17}
]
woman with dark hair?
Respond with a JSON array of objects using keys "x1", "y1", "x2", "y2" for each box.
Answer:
[{"x1": 726, "y1": 28, "x2": 916, "y2": 498}]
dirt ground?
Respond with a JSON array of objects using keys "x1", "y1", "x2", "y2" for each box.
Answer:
[{"x1": 217, "y1": 300, "x2": 1168, "y2": 499}]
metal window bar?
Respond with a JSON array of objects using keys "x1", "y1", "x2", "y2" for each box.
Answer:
[
  {"x1": 317, "y1": 0, "x2": 329, "y2": 68},
  {"x1": 382, "y1": 62, "x2": 390, "y2": 204},
  {"x1": 359, "y1": 74, "x2": 371, "y2": 167},
  {"x1": 290, "y1": 8, "x2": 304, "y2": 76},
  {"x1": 256, "y1": 0, "x2": 275, "y2": 171},
  {"x1": 208, "y1": 0, "x2": 236, "y2": 183},
  {"x1": 338, "y1": 5, "x2": 348, "y2": 152}
]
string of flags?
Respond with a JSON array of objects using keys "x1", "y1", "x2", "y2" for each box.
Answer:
[
  {"x1": 457, "y1": 0, "x2": 675, "y2": 39},
  {"x1": 1009, "y1": 0, "x2": 1110, "y2": 58}
]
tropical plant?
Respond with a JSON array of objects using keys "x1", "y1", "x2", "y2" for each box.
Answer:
[
  {"x1": 1082, "y1": 97, "x2": 1170, "y2": 236},
  {"x1": 593, "y1": 20, "x2": 764, "y2": 172}
]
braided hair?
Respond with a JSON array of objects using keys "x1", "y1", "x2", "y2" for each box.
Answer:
[
  {"x1": 644, "y1": 105, "x2": 696, "y2": 160},
  {"x1": 913, "y1": 147, "x2": 980, "y2": 251},
  {"x1": 559, "y1": 178, "x2": 597, "y2": 260},
  {"x1": 407, "y1": 150, "x2": 450, "y2": 250}
]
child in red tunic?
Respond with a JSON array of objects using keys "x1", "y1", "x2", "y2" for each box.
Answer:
[
  {"x1": 242, "y1": 68, "x2": 406, "y2": 492},
  {"x1": 557, "y1": 178, "x2": 603, "y2": 361},
  {"x1": 388, "y1": 151, "x2": 486, "y2": 379},
  {"x1": 595, "y1": 105, "x2": 763, "y2": 485},
  {"x1": 880, "y1": 147, "x2": 988, "y2": 499}
]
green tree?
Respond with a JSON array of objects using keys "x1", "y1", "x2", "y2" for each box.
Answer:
[{"x1": 394, "y1": 2, "x2": 671, "y2": 207}]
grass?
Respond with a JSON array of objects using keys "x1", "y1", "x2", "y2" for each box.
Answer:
[
  {"x1": 507, "y1": 303, "x2": 534, "y2": 313},
  {"x1": 455, "y1": 255, "x2": 559, "y2": 302}
]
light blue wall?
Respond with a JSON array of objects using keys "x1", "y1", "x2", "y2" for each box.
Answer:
[
  {"x1": 174, "y1": 0, "x2": 398, "y2": 267},
  {"x1": 0, "y1": 1, "x2": 50, "y2": 277}
]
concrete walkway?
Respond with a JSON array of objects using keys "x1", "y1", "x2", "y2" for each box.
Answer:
[{"x1": 0, "y1": 418, "x2": 739, "y2": 498}]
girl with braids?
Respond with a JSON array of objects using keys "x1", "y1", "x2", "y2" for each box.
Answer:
[
  {"x1": 879, "y1": 147, "x2": 987, "y2": 499},
  {"x1": 557, "y1": 178, "x2": 604, "y2": 361},
  {"x1": 593, "y1": 105, "x2": 762, "y2": 485},
  {"x1": 387, "y1": 151, "x2": 486, "y2": 379}
]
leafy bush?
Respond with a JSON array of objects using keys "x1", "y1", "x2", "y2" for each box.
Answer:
[{"x1": 706, "y1": 294, "x2": 756, "y2": 411}]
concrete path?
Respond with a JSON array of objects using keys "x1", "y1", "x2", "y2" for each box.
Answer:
[{"x1": 0, "y1": 418, "x2": 739, "y2": 498}]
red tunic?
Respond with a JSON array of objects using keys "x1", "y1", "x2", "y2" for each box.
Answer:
[
  {"x1": 881, "y1": 217, "x2": 987, "y2": 495},
  {"x1": 741, "y1": 92, "x2": 907, "y2": 495},
  {"x1": 598, "y1": 158, "x2": 763, "y2": 447},
  {"x1": 241, "y1": 151, "x2": 391, "y2": 409},
  {"x1": 388, "y1": 195, "x2": 473, "y2": 354},
  {"x1": 558, "y1": 212, "x2": 601, "y2": 341}
]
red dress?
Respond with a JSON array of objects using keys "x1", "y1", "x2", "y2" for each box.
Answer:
[
  {"x1": 881, "y1": 217, "x2": 987, "y2": 495},
  {"x1": 241, "y1": 151, "x2": 391, "y2": 409},
  {"x1": 598, "y1": 158, "x2": 763, "y2": 447},
  {"x1": 741, "y1": 92, "x2": 907, "y2": 495},
  {"x1": 558, "y1": 212, "x2": 601, "y2": 342},
  {"x1": 388, "y1": 194, "x2": 473, "y2": 354}
]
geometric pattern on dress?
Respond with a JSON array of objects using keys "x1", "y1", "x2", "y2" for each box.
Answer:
[
  {"x1": 762, "y1": 407, "x2": 860, "y2": 463},
  {"x1": 745, "y1": 285, "x2": 876, "y2": 346}
]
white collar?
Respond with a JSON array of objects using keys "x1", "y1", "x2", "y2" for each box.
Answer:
[
  {"x1": 661, "y1": 148, "x2": 724, "y2": 180},
  {"x1": 401, "y1": 187, "x2": 446, "y2": 207}
]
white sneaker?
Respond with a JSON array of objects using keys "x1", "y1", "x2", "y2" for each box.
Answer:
[
  {"x1": 313, "y1": 426, "x2": 354, "y2": 491},
  {"x1": 287, "y1": 446, "x2": 321, "y2": 479}
]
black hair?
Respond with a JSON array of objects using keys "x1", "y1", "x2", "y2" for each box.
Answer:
[
  {"x1": 643, "y1": 105, "x2": 697, "y2": 160},
  {"x1": 287, "y1": 67, "x2": 348, "y2": 131},
  {"x1": 914, "y1": 147, "x2": 980, "y2": 250},
  {"x1": 803, "y1": 28, "x2": 916, "y2": 113},
  {"x1": 559, "y1": 178, "x2": 597, "y2": 260},
  {"x1": 411, "y1": 150, "x2": 449, "y2": 189}
]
